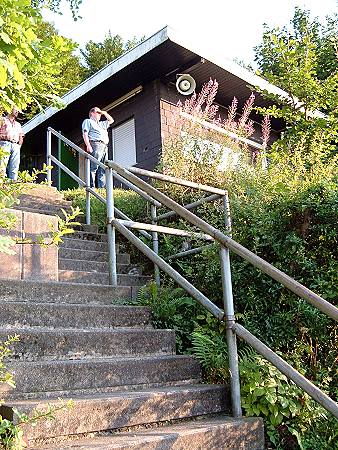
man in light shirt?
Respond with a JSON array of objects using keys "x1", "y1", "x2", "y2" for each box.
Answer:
[
  {"x1": 0, "y1": 107, "x2": 25, "y2": 180},
  {"x1": 82, "y1": 107, "x2": 114, "y2": 188}
]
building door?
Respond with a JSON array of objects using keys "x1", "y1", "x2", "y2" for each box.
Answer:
[
  {"x1": 58, "y1": 139, "x2": 79, "y2": 190},
  {"x1": 112, "y1": 118, "x2": 136, "y2": 167}
]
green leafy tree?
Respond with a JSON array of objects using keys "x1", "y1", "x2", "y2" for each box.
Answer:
[
  {"x1": 21, "y1": 20, "x2": 83, "y2": 119},
  {"x1": 32, "y1": 0, "x2": 83, "y2": 20},
  {"x1": 253, "y1": 7, "x2": 338, "y2": 159},
  {"x1": 81, "y1": 31, "x2": 144, "y2": 78},
  {"x1": 0, "y1": 0, "x2": 77, "y2": 113},
  {"x1": 35, "y1": 21, "x2": 82, "y2": 96},
  {"x1": 255, "y1": 8, "x2": 338, "y2": 81}
]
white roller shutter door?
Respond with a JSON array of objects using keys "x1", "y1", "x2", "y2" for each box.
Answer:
[{"x1": 112, "y1": 118, "x2": 136, "y2": 167}]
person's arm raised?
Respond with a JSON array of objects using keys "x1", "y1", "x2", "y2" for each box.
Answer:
[{"x1": 98, "y1": 109, "x2": 114, "y2": 125}]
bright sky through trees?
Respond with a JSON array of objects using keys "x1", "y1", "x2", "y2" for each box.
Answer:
[{"x1": 43, "y1": 0, "x2": 337, "y2": 63}]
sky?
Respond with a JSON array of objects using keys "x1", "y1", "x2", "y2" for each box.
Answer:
[{"x1": 43, "y1": 0, "x2": 337, "y2": 64}]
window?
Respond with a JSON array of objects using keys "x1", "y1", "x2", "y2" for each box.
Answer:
[{"x1": 112, "y1": 118, "x2": 136, "y2": 167}]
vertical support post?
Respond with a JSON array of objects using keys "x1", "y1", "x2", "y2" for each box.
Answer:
[
  {"x1": 85, "y1": 157, "x2": 91, "y2": 225},
  {"x1": 105, "y1": 167, "x2": 117, "y2": 286},
  {"x1": 46, "y1": 128, "x2": 52, "y2": 184},
  {"x1": 151, "y1": 204, "x2": 160, "y2": 287},
  {"x1": 220, "y1": 246, "x2": 242, "y2": 418},
  {"x1": 223, "y1": 192, "x2": 232, "y2": 236},
  {"x1": 220, "y1": 191, "x2": 242, "y2": 417}
]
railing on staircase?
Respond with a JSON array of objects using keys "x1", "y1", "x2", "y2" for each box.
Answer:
[{"x1": 46, "y1": 127, "x2": 338, "y2": 421}]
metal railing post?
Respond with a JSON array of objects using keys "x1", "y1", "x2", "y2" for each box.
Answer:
[
  {"x1": 223, "y1": 192, "x2": 232, "y2": 236},
  {"x1": 221, "y1": 191, "x2": 242, "y2": 417},
  {"x1": 220, "y1": 245, "x2": 242, "y2": 418},
  {"x1": 85, "y1": 157, "x2": 91, "y2": 225},
  {"x1": 151, "y1": 204, "x2": 160, "y2": 287},
  {"x1": 105, "y1": 167, "x2": 117, "y2": 286},
  {"x1": 46, "y1": 128, "x2": 52, "y2": 184}
]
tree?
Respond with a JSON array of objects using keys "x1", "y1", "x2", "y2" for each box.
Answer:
[
  {"x1": 255, "y1": 8, "x2": 337, "y2": 81},
  {"x1": 253, "y1": 7, "x2": 338, "y2": 159},
  {"x1": 0, "y1": 0, "x2": 77, "y2": 113},
  {"x1": 21, "y1": 19, "x2": 83, "y2": 119},
  {"x1": 80, "y1": 31, "x2": 144, "y2": 79},
  {"x1": 32, "y1": 0, "x2": 83, "y2": 20}
]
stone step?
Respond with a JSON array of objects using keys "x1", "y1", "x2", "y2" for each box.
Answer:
[
  {"x1": 58, "y1": 270, "x2": 150, "y2": 287},
  {"x1": 1, "y1": 355, "x2": 201, "y2": 399},
  {"x1": 0, "y1": 302, "x2": 151, "y2": 329},
  {"x1": 71, "y1": 231, "x2": 108, "y2": 242},
  {"x1": 14, "y1": 205, "x2": 72, "y2": 217},
  {"x1": 28, "y1": 416, "x2": 264, "y2": 450},
  {"x1": 60, "y1": 238, "x2": 109, "y2": 252},
  {"x1": 15, "y1": 185, "x2": 73, "y2": 217},
  {"x1": 59, "y1": 259, "x2": 140, "y2": 275},
  {"x1": 0, "y1": 279, "x2": 134, "y2": 304},
  {"x1": 2, "y1": 385, "x2": 228, "y2": 441},
  {"x1": 0, "y1": 327, "x2": 175, "y2": 361},
  {"x1": 59, "y1": 248, "x2": 131, "y2": 264}
]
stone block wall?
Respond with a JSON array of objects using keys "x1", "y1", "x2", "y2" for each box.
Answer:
[{"x1": 0, "y1": 209, "x2": 58, "y2": 281}]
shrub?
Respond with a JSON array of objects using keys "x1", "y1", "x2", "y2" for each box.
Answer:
[{"x1": 62, "y1": 187, "x2": 149, "y2": 232}]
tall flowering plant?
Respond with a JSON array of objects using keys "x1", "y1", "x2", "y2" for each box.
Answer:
[{"x1": 161, "y1": 79, "x2": 271, "y2": 186}]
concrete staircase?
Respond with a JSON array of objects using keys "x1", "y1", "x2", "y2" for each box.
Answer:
[
  {"x1": 58, "y1": 231, "x2": 150, "y2": 288},
  {"x1": 0, "y1": 186, "x2": 264, "y2": 449}
]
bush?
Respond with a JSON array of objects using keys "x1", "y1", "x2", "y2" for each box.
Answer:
[
  {"x1": 62, "y1": 187, "x2": 149, "y2": 232},
  {"x1": 151, "y1": 86, "x2": 337, "y2": 448}
]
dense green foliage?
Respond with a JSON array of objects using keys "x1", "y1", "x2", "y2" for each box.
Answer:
[
  {"x1": 0, "y1": 1, "x2": 142, "y2": 116},
  {"x1": 21, "y1": 20, "x2": 83, "y2": 118},
  {"x1": 0, "y1": 0, "x2": 78, "y2": 113},
  {"x1": 80, "y1": 31, "x2": 144, "y2": 78},
  {"x1": 255, "y1": 8, "x2": 337, "y2": 81},
  {"x1": 253, "y1": 7, "x2": 338, "y2": 160},
  {"x1": 62, "y1": 187, "x2": 149, "y2": 233}
]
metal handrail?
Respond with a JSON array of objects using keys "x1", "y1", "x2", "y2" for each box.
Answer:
[
  {"x1": 106, "y1": 161, "x2": 338, "y2": 322},
  {"x1": 46, "y1": 129, "x2": 338, "y2": 421},
  {"x1": 105, "y1": 160, "x2": 338, "y2": 418},
  {"x1": 113, "y1": 217, "x2": 338, "y2": 419},
  {"x1": 47, "y1": 128, "x2": 161, "y2": 212},
  {"x1": 46, "y1": 128, "x2": 154, "y2": 236}
]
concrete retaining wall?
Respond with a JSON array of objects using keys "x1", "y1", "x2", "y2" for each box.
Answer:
[{"x1": 0, "y1": 209, "x2": 58, "y2": 281}]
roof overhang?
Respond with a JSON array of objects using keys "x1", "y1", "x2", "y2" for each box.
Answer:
[{"x1": 23, "y1": 25, "x2": 321, "y2": 136}]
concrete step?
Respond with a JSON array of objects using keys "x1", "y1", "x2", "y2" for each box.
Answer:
[
  {"x1": 59, "y1": 248, "x2": 130, "y2": 264},
  {"x1": 0, "y1": 279, "x2": 134, "y2": 304},
  {"x1": 28, "y1": 416, "x2": 264, "y2": 450},
  {"x1": 60, "y1": 238, "x2": 109, "y2": 252},
  {"x1": 59, "y1": 259, "x2": 141, "y2": 275},
  {"x1": 2, "y1": 385, "x2": 228, "y2": 441},
  {"x1": 0, "y1": 302, "x2": 151, "y2": 329},
  {"x1": 16, "y1": 186, "x2": 72, "y2": 215},
  {"x1": 14, "y1": 204, "x2": 72, "y2": 217},
  {"x1": 0, "y1": 327, "x2": 175, "y2": 360},
  {"x1": 58, "y1": 270, "x2": 150, "y2": 286},
  {"x1": 1, "y1": 355, "x2": 201, "y2": 399},
  {"x1": 71, "y1": 231, "x2": 108, "y2": 242}
]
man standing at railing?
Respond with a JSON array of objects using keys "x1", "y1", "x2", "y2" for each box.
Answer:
[
  {"x1": 82, "y1": 107, "x2": 114, "y2": 188},
  {"x1": 0, "y1": 107, "x2": 25, "y2": 180}
]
